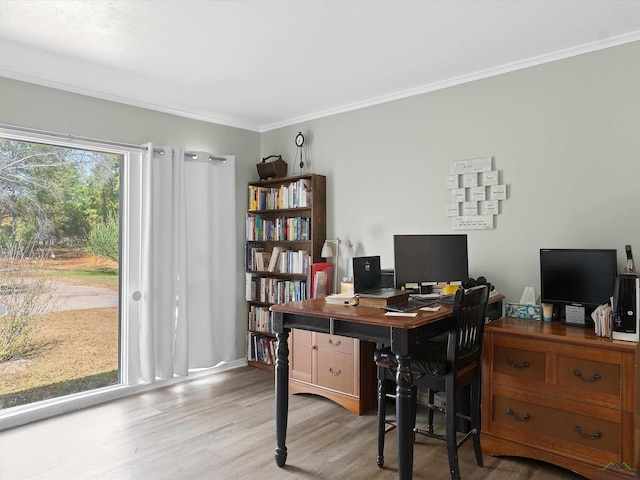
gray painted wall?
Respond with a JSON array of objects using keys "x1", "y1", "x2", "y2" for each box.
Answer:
[{"x1": 261, "y1": 40, "x2": 640, "y2": 305}]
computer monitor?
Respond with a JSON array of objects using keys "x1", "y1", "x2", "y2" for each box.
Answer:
[
  {"x1": 393, "y1": 234, "x2": 469, "y2": 289},
  {"x1": 540, "y1": 248, "x2": 617, "y2": 311}
]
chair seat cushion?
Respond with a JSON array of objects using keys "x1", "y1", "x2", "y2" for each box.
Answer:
[{"x1": 374, "y1": 337, "x2": 448, "y2": 376}]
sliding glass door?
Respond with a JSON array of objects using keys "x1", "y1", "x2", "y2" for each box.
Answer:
[{"x1": 0, "y1": 135, "x2": 122, "y2": 409}]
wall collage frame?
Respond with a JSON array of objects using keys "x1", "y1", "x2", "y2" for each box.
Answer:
[{"x1": 446, "y1": 156, "x2": 507, "y2": 230}]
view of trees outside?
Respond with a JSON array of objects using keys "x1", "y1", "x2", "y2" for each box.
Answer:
[{"x1": 0, "y1": 138, "x2": 121, "y2": 409}]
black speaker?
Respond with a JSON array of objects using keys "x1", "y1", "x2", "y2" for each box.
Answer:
[{"x1": 612, "y1": 274, "x2": 640, "y2": 342}]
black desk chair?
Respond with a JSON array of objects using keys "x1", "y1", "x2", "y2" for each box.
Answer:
[{"x1": 374, "y1": 284, "x2": 490, "y2": 480}]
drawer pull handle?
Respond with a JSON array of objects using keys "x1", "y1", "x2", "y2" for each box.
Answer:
[
  {"x1": 328, "y1": 367, "x2": 342, "y2": 376},
  {"x1": 506, "y1": 408, "x2": 530, "y2": 421},
  {"x1": 573, "y1": 370, "x2": 601, "y2": 382},
  {"x1": 573, "y1": 425, "x2": 601, "y2": 440},
  {"x1": 506, "y1": 358, "x2": 530, "y2": 369},
  {"x1": 328, "y1": 339, "x2": 342, "y2": 347}
]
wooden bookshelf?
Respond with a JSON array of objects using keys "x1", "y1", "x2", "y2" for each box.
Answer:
[{"x1": 245, "y1": 174, "x2": 326, "y2": 371}]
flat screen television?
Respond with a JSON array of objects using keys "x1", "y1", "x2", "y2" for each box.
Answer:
[
  {"x1": 540, "y1": 248, "x2": 617, "y2": 324},
  {"x1": 393, "y1": 234, "x2": 469, "y2": 289}
]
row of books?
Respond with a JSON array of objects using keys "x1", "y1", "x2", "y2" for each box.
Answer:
[
  {"x1": 246, "y1": 332, "x2": 276, "y2": 365},
  {"x1": 245, "y1": 245, "x2": 312, "y2": 276},
  {"x1": 248, "y1": 305, "x2": 272, "y2": 333},
  {"x1": 269, "y1": 246, "x2": 310, "y2": 274},
  {"x1": 245, "y1": 243, "x2": 311, "y2": 273},
  {"x1": 245, "y1": 214, "x2": 311, "y2": 242},
  {"x1": 248, "y1": 178, "x2": 311, "y2": 211},
  {"x1": 246, "y1": 274, "x2": 307, "y2": 304}
]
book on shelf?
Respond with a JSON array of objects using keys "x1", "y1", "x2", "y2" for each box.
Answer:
[
  {"x1": 247, "y1": 332, "x2": 276, "y2": 364},
  {"x1": 357, "y1": 292, "x2": 409, "y2": 309},
  {"x1": 268, "y1": 246, "x2": 283, "y2": 272},
  {"x1": 299, "y1": 178, "x2": 311, "y2": 207},
  {"x1": 248, "y1": 305, "x2": 272, "y2": 332},
  {"x1": 247, "y1": 216, "x2": 310, "y2": 242},
  {"x1": 266, "y1": 247, "x2": 310, "y2": 274},
  {"x1": 257, "y1": 277, "x2": 307, "y2": 304},
  {"x1": 263, "y1": 336, "x2": 275, "y2": 364},
  {"x1": 245, "y1": 273, "x2": 258, "y2": 301},
  {"x1": 248, "y1": 177, "x2": 313, "y2": 212},
  {"x1": 254, "y1": 251, "x2": 271, "y2": 271},
  {"x1": 244, "y1": 241, "x2": 265, "y2": 270}
]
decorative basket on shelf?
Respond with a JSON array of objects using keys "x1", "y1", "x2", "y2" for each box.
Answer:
[{"x1": 257, "y1": 155, "x2": 287, "y2": 180}]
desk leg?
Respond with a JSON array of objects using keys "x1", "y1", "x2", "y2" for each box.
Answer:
[
  {"x1": 275, "y1": 331, "x2": 289, "y2": 467},
  {"x1": 396, "y1": 354, "x2": 414, "y2": 480}
]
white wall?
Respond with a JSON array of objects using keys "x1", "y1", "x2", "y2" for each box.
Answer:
[{"x1": 260, "y1": 41, "x2": 640, "y2": 304}]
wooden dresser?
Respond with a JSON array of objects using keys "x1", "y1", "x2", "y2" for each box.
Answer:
[
  {"x1": 289, "y1": 329, "x2": 377, "y2": 415},
  {"x1": 482, "y1": 318, "x2": 640, "y2": 479}
]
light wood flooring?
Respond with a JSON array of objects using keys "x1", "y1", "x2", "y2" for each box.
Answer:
[{"x1": 0, "y1": 366, "x2": 585, "y2": 479}]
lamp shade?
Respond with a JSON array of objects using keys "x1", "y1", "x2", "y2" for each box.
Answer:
[{"x1": 321, "y1": 242, "x2": 334, "y2": 258}]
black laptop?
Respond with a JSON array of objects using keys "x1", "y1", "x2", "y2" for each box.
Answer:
[{"x1": 353, "y1": 256, "x2": 405, "y2": 298}]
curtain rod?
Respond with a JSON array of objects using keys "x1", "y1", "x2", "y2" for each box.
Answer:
[
  {"x1": 184, "y1": 151, "x2": 227, "y2": 163},
  {"x1": 0, "y1": 123, "x2": 224, "y2": 161},
  {"x1": 0, "y1": 122, "x2": 157, "y2": 152}
]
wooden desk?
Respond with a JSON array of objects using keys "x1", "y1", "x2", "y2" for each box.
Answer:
[{"x1": 271, "y1": 298, "x2": 456, "y2": 480}]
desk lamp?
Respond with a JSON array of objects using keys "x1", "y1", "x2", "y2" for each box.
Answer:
[{"x1": 321, "y1": 238, "x2": 357, "y2": 294}]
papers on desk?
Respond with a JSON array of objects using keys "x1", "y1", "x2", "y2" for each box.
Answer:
[
  {"x1": 324, "y1": 292, "x2": 357, "y2": 306},
  {"x1": 412, "y1": 293, "x2": 442, "y2": 300},
  {"x1": 384, "y1": 304, "x2": 442, "y2": 316},
  {"x1": 420, "y1": 304, "x2": 442, "y2": 312},
  {"x1": 384, "y1": 311, "x2": 418, "y2": 317}
]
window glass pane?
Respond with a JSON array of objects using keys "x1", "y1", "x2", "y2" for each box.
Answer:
[{"x1": 0, "y1": 136, "x2": 122, "y2": 409}]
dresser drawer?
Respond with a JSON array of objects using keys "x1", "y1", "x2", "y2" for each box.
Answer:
[
  {"x1": 317, "y1": 350, "x2": 355, "y2": 394},
  {"x1": 557, "y1": 355, "x2": 620, "y2": 397},
  {"x1": 317, "y1": 332, "x2": 354, "y2": 355},
  {"x1": 489, "y1": 384, "x2": 622, "y2": 468},
  {"x1": 482, "y1": 319, "x2": 639, "y2": 478},
  {"x1": 493, "y1": 345, "x2": 546, "y2": 382}
]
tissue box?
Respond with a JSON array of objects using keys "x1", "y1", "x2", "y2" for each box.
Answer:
[{"x1": 505, "y1": 303, "x2": 542, "y2": 321}]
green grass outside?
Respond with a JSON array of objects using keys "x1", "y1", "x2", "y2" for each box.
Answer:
[
  {"x1": 50, "y1": 267, "x2": 119, "y2": 289},
  {"x1": 51, "y1": 267, "x2": 118, "y2": 278}
]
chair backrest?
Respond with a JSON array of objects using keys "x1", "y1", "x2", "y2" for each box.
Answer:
[{"x1": 448, "y1": 284, "x2": 490, "y2": 370}]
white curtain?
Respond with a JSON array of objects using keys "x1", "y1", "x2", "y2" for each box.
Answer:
[
  {"x1": 183, "y1": 151, "x2": 237, "y2": 367},
  {"x1": 126, "y1": 145, "x2": 236, "y2": 384}
]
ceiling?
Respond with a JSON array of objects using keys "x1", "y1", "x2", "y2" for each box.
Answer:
[{"x1": 1, "y1": 1, "x2": 640, "y2": 133}]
